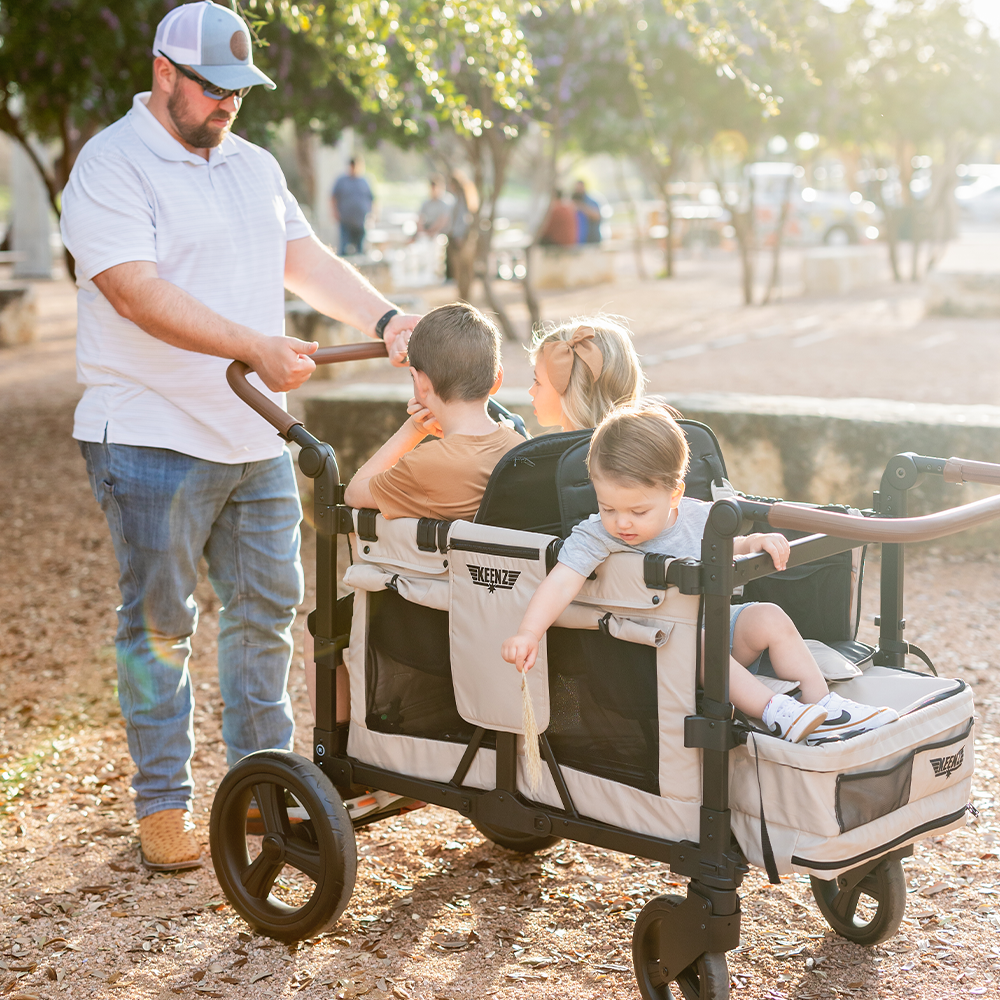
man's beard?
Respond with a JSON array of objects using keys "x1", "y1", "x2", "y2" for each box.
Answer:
[{"x1": 167, "y1": 86, "x2": 234, "y2": 149}]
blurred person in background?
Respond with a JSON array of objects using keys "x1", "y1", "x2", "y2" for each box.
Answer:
[
  {"x1": 331, "y1": 156, "x2": 374, "y2": 256},
  {"x1": 572, "y1": 179, "x2": 602, "y2": 244},
  {"x1": 416, "y1": 175, "x2": 455, "y2": 240},
  {"x1": 537, "y1": 188, "x2": 578, "y2": 246}
]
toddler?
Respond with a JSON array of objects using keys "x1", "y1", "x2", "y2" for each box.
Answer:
[
  {"x1": 529, "y1": 316, "x2": 645, "y2": 432},
  {"x1": 502, "y1": 404, "x2": 899, "y2": 744}
]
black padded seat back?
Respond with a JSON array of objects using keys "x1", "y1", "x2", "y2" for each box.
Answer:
[
  {"x1": 475, "y1": 420, "x2": 729, "y2": 538},
  {"x1": 475, "y1": 429, "x2": 593, "y2": 534}
]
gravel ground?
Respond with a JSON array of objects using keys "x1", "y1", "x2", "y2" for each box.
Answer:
[{"x1": 2, "y1": 266, "x2": 999, "y2": 1000}]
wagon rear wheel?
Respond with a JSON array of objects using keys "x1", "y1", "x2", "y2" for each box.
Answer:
[
  {"x1": 810, "y1": 856, "x2": 906, "y2": 946},
  {"x1": 472, "y1": 820, "x2": 560, "y2": 854},
  {"x1": 210, "y1": 749, "x2": 356, "y2": 942},
  {"x1": 632, "y1": 894, "x2": 730, "y2": 1000}
]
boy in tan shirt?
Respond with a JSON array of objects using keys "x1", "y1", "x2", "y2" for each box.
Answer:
[{"x1": 344, "y1": 302, "x2": 524, "y2": 519}]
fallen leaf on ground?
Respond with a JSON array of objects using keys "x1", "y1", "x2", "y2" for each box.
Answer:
[{"x1": 920, "y1": 882, "x2": 951, "y2": 897}]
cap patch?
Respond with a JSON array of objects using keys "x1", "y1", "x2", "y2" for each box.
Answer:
[{"x1": 230, "y1": 30, "x2": 249, "y2": 60}]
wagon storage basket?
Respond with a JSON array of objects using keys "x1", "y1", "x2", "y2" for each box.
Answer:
[{"x1": 730, "y1": 670, "x2": 974, "y2": 880}]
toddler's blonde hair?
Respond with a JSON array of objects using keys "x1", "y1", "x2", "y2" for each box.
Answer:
[
  {"x1": 588, "y1": 403, "x2": 690, "y2": 492},
  {"x1": 529, "y1": 315, "x2": 644, "y2": 430}
]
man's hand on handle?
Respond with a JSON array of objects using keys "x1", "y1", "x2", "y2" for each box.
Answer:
[
  {"x1": 382, "y1": 312, "x2": 421, "y2": 366},
  {"x1": 248, "y1": 335, "x2": 319, "y2": 392}
]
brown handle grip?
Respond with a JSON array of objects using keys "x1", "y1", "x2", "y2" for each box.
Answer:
[
  {"x1": 225, "y1": 340, "x2": 389, "y2": 436},
  {"x1": 314, "y1": 341, "x2": 389, "y2": 365},
  {"x1": 226, "y1": 360, "x2": 301, "y2": 436},
  {"x1": 943, "y1": 456, "x2": 1000, "y2": 487},
  {"x1": 768, "y1": 494, "x2": 1000, "y2": 543}
]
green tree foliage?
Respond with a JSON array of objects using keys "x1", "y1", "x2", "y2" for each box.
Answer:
[
  {"x1": 0, "y1": 0, "x2": 172, "y2": 213},
  {"x1": 819, "y1": 0, "x2": 1000, "y2": 280}
]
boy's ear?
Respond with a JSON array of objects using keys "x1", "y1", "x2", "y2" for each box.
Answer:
[
  {"x1": 411, "y1": 368, "x2": 431, "y2": 397},
  {"x1": 489, "y1": 364, "x2": 504, "y2": 396},
  {"x1": 671, "y1": 481, "x2": 686, "y2": 507}
]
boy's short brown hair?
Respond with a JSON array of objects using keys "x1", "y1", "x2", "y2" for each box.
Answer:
[
  {"x1": 588, "y1": 403, "x2": 690, "y2": 491},
  {"x1": 407, "y1": 303, "x2": 502, "y2": 402}
]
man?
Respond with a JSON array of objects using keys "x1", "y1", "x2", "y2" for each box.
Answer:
[
  {"x1": 416, "y1": 175, "x2": 455, "y2": 239},
  {"x1": 60, "y1": 0, "x2": 418, "y2": 871},
  {"x1": 572, "y1": 179, "x2": 603, "y2": 244},
  {"x1": 331, "y1": 156, "x2": 374, "y2": 256}
]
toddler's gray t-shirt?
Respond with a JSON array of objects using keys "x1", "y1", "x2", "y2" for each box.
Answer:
[{"x1": 557, "y1": 497, "x2": 711, "y2": 578}]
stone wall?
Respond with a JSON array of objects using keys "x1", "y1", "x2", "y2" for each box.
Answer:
[{"x1": 300, "y1": 384, "x2": 1000, "y2": 549}]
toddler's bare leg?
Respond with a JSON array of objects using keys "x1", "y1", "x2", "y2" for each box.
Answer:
[
  {"x1": 732, "y1": 603, "x2": 828, "y2": 703},
  {"x1": 699, "y1": 634, "x2": 796, "y2": 719}
]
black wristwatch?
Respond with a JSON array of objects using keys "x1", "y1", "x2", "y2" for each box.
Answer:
[{"x1": 374, "y1": 308, "x2": 399, "y2": 340}]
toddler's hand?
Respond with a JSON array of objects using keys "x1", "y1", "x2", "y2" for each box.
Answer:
[
  {"x1": 758, "y1": 533, "x2": 790, "y2": 572},
  {"x1": 501, "y1": 630, "x2": 540, "y2": 673},
  {"x1": 407, "y1": 397, "x2": 443, "y2": 437}
]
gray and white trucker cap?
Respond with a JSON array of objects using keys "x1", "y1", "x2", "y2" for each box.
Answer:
[{"x1": 153, "y1": 0, "x2": 276, "y2": 91}]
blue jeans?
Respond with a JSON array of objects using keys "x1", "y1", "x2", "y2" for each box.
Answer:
[
  {"x1": 339, "y1": 222, "x2": 366, "y2": 256},
  {"x1": 79, "y1": 440, "x2": 303, "y2": 818}
]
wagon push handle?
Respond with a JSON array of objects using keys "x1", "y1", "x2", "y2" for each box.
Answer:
[
  {"x1": 225, "y1": 341, "x2": 390, "y2": 442},
  {"x1": 765, "y1": 490, "x2": 1000, "y2": 543}
]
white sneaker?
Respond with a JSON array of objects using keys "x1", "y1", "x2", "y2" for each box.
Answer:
[
  {"x1": 762, "y1": 694, "x2": 829, "y2": 743},
  {"x1": 806, "y1": 691, "x2": 899, "y2": 745}
]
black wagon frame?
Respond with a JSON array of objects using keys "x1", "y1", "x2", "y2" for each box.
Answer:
[{"x1": 218, "y1": 343, "x2": 1000, "y2": 996}]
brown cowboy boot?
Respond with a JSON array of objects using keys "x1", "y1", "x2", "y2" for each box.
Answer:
[{"x1": 138, "y1": 809, "x2": 202, "y2": 872}]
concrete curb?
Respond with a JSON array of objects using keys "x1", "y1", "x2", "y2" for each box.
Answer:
[{"x1": 302, "y1": 385, "x2": 1000, "y2": 549}]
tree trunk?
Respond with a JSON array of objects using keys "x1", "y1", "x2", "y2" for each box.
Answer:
[
  {"x1": 716, "y1": 176, "x2": 755, "y2": 306},
  {"x1": 453, "y1": 235, "x2": 477, "y2": 303},
  {"x1": 476, "y1": 135, "x2": 519, "y2": 341},
  {"x1": 869, "y1": 165, "x2": 902, "y2": 283},
  {"x1": 663, "y1": 189, "x2": 675, "y2": 279},
  {"x1": 614, "y1": 157, "x2": 647, "y2": 282},
  {"x1": 762, "y1": 171, "x2": 794, "y2": 305}
]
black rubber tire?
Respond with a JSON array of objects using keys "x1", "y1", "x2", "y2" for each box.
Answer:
[
  {"x1": 632, "y1": 894, "x2": 730, "y2": 1000},
  {"x1": 210, "y1": 749, "x2": 356, "y2": 942},
  {"x1": 472, "y1": 820, "x2": 561, "y2": 854},
  {"x1": 810, "y1": 857, "x2": 906, "y2": 946}
]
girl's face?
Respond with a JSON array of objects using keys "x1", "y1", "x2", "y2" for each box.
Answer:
[
  {"x1": 592, "y1": 476, "x2": 684, "y2": 546},
  {"x1": 529, "y1": 362, "x2": 569, "y2": 430}
]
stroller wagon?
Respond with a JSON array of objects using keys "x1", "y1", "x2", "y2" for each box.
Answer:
[{"x1": 211, "y1": 343, "x2": 1000, "y2": 999}]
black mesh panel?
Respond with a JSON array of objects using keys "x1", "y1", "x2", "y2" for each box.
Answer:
[
  {"x1": 365, "y1": 589, "x2": 477, "y2": 743},
  {"x1": 836, "y1": 756, "x2": 913, "y2": 833},
  {"x1": 546, "y1": 627, "x2": 659, "y2": 795}
]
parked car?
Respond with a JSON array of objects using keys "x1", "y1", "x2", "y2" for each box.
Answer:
[
  {"x1": 748, "y1": 162, "x2": 882, "y2": 246},
  {"x1": 955, "y1": 166, "x2": 1000, "y2": 225}
]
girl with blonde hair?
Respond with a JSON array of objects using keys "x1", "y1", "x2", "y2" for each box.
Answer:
[{"x1": 528, "y1": 315, "x2": 645, "y2": 432}]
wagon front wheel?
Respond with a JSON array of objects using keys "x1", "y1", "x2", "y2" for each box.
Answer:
[
  {"x1": 810, "y1": 856, "x2": 906, "y2": 946},
  {"x1": 632, "y1": 894, "x2": 730, "y2": 1000},
  {"x1": 210, "y1": 749, "x2": 357, "y2": 942}
]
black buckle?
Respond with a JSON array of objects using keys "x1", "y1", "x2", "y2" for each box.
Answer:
[
  {"x1": 357, "y1": 508, "x2": 378, "y2": 541},
  {"x1": 416, "y1": 518, "x2": 453, "y2": 553}
]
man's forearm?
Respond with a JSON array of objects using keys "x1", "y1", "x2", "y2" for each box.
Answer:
[
  {"x1": 95, "y1": 264, "x2": 264, "y2": 363},
  {"x1": 285, "y1": 235, "x2": 394, "y2": 337},
  {"x1": 91, "y1": 260, "x2": 318, "y2": 393}
]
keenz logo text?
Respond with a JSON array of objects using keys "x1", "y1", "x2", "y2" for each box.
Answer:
[
  {"x1": 468, "y1": 565, "x2": 521, "y2": 593},
  {"x1": 930, "y1": 748, "x2": 964, "y2": 779}
]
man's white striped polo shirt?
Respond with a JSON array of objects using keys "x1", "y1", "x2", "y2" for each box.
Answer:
[{"x1": 61, "y1": 92, "x2": 313, "y2": 464}]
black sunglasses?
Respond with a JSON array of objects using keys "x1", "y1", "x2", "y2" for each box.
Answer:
[{"x1": 158, "y1": 51, "x2": 251, "y2": 101}]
